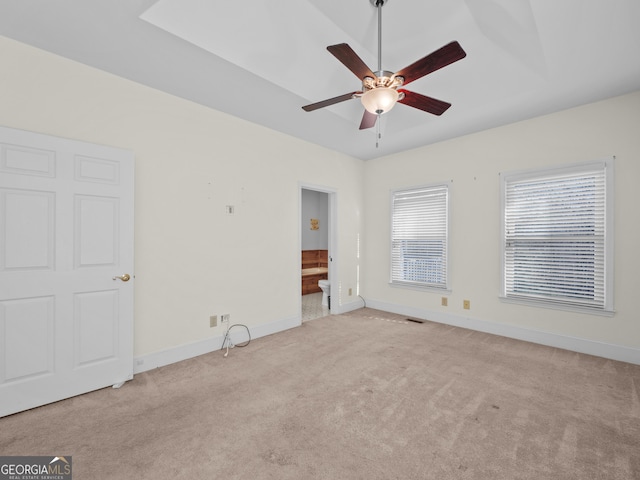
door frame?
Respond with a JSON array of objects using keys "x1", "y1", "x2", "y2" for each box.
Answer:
[{"x1": 299, "y1": 183, "x2": 337, "y2": 318}]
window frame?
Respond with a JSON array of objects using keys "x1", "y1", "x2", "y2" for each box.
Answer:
[
  {"x1": 499, "y1": 159, "x2": 614, "y2": 315},
  {"x1": 389, "y1": 182, "x2": 450, "y2": 292}
]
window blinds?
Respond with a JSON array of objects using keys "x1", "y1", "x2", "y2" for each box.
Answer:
[
  {"x1": 391, "y1": 185, "x2": 448, "y2": 289},
  {"x1": 503, "y1": 163, "x2": 609, "y2": 311}
]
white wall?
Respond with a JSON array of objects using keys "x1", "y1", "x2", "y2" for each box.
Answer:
[
  {"x1": 2, "y1": 35, "x2": 638, "y2": 366},
  {"x1": 0, "y1": 36, "x2": 365, "y2": 363},
  {"x1": 363, "y1": 91, "x2": 640, "y2": 361},
  {"x1": 301, "y1": 189, "x2": 329, "y2": 251}
]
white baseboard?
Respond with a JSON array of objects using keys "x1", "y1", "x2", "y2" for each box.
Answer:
[
  {"x1": 133, "y1": 314, "x2": 301, "y2": 374},
  {"x1": 133, "y1": 300, "x2": 640, "y2": 373},
  {"x1": 331, "y1": 297, "x2": 366, "y2": 315},
  {"x1": 364, "y1": 299, "x2": 640, "y2": 365}
]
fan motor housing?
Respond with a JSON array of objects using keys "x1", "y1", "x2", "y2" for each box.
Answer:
[{"x1": 362, "y1": 70, "x2": 404, "y2": 92}]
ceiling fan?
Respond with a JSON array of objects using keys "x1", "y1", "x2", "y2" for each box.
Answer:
[{"x1": 302, "y1": 0, "x2": 467, "y2": 130}]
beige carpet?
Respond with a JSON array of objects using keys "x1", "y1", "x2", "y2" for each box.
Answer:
[{"x1": 2, "y1": 308, "x2": 639, "y2": 479}]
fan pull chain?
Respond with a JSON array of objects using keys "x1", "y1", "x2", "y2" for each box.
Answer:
[{"x1": 376, "y1": 114, "x2": 381, "y2": 148}]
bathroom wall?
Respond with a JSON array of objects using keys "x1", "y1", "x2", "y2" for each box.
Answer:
[{"x1": 301, "y1": 189, "x2": 328, "y2": 251}]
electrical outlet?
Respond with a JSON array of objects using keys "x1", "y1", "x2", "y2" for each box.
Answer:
[
  {"x1": 441, "y1": 297, "x2": 448, "y2": 307},
  {"x1": 463, "y1": 300, "x2": 470, "y2": 310},
  {"x1": 209, "y1": 315, "x2": 217, "y2": 328},
  {"x1": 348, "y1": 288, "x2": 352, "y2": 296},
  {"x1": 221, "y1": 314, "x2": 230, "y2": 323}
]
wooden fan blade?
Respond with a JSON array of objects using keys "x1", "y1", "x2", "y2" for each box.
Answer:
[
  {"x1": 395, "y1": 41, "x2": 466, "y2": 86},
  {"x1": 398, "y1": 90, "x2": 452, "y2": 116},
  {"x1": 359, "y1": 110, "x2": 378, "y2": 130},
  {"x1": 302, "y1": 91, "x2": 360, "y2": 112},
  {"x1": 327, "y1": 43, "x2": 376, "y2": 80}
]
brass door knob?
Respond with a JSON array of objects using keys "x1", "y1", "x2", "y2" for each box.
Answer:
[{"x1": 112, "y1": 273, "x2": 131, "y2": 282}]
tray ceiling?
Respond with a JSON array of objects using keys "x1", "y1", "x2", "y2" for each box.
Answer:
[{"x1": 1, "y1": 0, "x2": 639, "y2": 159}]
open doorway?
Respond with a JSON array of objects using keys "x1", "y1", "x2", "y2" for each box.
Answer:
[{"x1": 300, "y1": 185, "x2": 336, "y2": 322}]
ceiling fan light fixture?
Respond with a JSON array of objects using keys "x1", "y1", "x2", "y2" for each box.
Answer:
[
  {"x1": 361, "y1": 87, "x2": 399, "y2": 115},
  {"x1": 301, "y1": 0, "x2": 466, "y2": 134}
]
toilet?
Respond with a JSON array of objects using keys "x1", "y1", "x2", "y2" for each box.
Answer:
[{"x1": 318, "y1": 279, "x2": 330, "y2": 308}]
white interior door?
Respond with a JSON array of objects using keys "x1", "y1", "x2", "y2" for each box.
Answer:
[{"x1": 0, "y1": 126, "x2": 134, "y2": 417}]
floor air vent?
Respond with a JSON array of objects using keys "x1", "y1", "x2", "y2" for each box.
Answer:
[{"x1": 406, "y1": 318, "x2": 424, "y2": 324}]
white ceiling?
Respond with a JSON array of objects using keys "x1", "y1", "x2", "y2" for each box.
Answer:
[{"x1": 1, "y1": 0, "x2": 639, "y2": 160}]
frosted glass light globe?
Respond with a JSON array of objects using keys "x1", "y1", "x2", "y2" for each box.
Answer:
[{"x1": 361, "y1": 87, "x2": 399, "y2": 115}]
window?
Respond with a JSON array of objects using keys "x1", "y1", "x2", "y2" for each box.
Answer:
[
  {"x1": 391, "y1": 184, "x2": 449, "y2": 290},
  {"x1": 500, "y1": 160, "x2": 614, "y2": 314}
]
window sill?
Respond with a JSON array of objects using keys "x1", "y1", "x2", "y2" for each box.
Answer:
[
  {"x1": 499, "y1": 295, "x2": 615, "y2": 317},
  {"x1": 390, "y1": 281, "x2": 451, "y2": 295}
]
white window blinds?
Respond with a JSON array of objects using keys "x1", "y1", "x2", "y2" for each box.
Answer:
[
  {"x1": 501, "y1": 161, "x2": 613, "y2": 313},
  {"x1": 391, "y1": 184, "x2": 448, "y2": 289}
]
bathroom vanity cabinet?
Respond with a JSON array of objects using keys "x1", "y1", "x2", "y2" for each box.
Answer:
[{"x1": 301, "y1": 250, "x2": 328, "y2": 295}]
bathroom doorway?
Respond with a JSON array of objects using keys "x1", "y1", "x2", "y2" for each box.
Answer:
[{"x1": 300, "y1": 185, "x2": 336, "y2": 322}]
